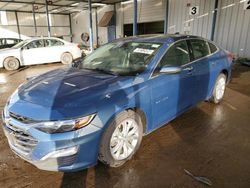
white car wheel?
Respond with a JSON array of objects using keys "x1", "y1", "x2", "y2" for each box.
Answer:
[
  {"x1": 61, "y1": 52, "x2": 73, "y2": 64},
  {"x1": 3, "y1": 57, "x2": 20, "y2": 71}
]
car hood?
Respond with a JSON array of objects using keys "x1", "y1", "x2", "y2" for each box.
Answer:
[
  {"x1": 8, "y1": 67, "x2": 134, "y2": 120},
  {"x1": 0, "y1": 48, "x2": 19, "y2": 54}
]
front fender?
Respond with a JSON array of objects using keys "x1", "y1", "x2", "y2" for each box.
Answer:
[{"x1": 92, "y1": 81, "x2": 152, "y2": 133}]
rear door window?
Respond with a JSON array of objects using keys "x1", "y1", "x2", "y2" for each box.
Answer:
[
  {"x1": 0, "y1": 39, "x2": 4, "y2": 45},
  {"x1": 190, "y1": 39, "x2": 210, "y2": 60},
  {"x1": 44, "y1": 39, "x2": 64, "y2": 47},
  {"x1": 6, "y1": 39, "x2": 15, "y2": 45},
  {"x1": 208, "y1": 42, "x2": 218, "y2": 53},
  {"x1": 26, "y1": 40, "x2": 44, "y2": 49}
]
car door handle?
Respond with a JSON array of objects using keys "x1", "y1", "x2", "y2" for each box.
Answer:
[{"x1": 183, "y1": 66, "x2": 194, "y2": 71}]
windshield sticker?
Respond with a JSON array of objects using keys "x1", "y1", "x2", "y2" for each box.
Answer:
[
  {"x1": 152, "y1": 44, "x2": 160, "y2": 48},
  {"x1": 133, "y1": 48, "x2": 154, "y2": 55}
]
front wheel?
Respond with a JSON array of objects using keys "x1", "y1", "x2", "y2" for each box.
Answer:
[
  {"x1": 3, "y1": 57, "x2": 20, "y2": 71},
  {"x1": 210, "y1": 73, "x2": 227, "y2": 104},
  {"x1": 99, "y1": 110, "x2": 143, "y2": 167}
]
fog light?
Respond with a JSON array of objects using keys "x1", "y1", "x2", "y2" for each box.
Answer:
[{"x1": 41, "y1": 146, "x2": 79, "y2": 161}]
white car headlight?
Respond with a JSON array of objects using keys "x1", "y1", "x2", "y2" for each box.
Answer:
[{"x1": 34, "y1": 114, "x2": 95, "y2": 134}]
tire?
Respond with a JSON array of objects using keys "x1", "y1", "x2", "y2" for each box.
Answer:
[
  {"x1": 61, "y1": 52, "x2": 73, "y2": 64},
  {"x1": 99, "y1": 110, "x2": 143, "y2": 167},
  {"x1": 3, "y1": 57, "x2": 20, "y2": 71},
  {"x1": 210, "y1": 73, "x2": 227, "y2": 104}
]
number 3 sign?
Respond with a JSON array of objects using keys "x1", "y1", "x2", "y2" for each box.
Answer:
[
  {"x1": 244, "y1": 0, "x2": 250, "y2": 10},
  {"x1": 189, "y1": 6, "x2": 199, "y2": 15}
]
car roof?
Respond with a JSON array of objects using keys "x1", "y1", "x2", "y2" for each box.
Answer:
[
  {"x1": 113, "y1": 34, "x2": 202, "y2": 44},
  {"x1": 0, "y1": 38, "x2": 22, "y2": 40},
  {"x1": 23, "y1": 37, "x2": 65, "y2": 43}
]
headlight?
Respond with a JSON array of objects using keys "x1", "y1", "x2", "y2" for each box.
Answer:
[{"x1": 34, "y1": 114, "x2": 95, "y2": 134}]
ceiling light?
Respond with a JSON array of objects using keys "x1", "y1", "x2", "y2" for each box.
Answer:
[
  {"x1": 71, "y1": 3, "x2": 79, "y2": 6},
  {"x1": 92, "y1": 3, "x2": 106, "y2": 6}
]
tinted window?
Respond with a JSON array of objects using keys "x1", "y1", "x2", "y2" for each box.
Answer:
[
  {"x1": 6, "y1": 39, "x2": 15, "y2": 44},
  {"x1": 153, "y1": 41, "x2": 190, "y2": 75},
  {"x1": 44, "y1": 39, "x2": 64, "y2": 47},
  {"x1": 190, "y1": 39, "x2": 210, "y2": 60},
  {"x1": 208, "y1": 42, "x2": 217, "y2": 53},
  {"x1": 0, "y1": 39, "x2": 4, "y2": 45},
  {"x1": 26, "y1": 40, "x2": 44, "y2": 49}
]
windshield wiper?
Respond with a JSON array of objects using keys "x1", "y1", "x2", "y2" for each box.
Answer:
[
  {"x1": 95, "y1": 68, "x2": 119, "y2": 76},
  {"x1": 83, "y1": 67, "x2": 118, "y2": 76}
]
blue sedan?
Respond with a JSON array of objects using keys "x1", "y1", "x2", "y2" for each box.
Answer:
[{"x1": 2, "y1": 34, "x2": 233, "y2": 171}]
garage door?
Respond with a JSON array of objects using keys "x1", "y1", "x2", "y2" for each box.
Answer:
[{"x1": 123, "y1": 0, "x2": 165, "y2": 24}]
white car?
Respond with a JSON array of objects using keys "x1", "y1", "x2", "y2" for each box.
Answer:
[{"x1": 0, "y1": 37, "x2": 82, "y2": 70}]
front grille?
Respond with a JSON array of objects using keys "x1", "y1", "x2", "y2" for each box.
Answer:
[
  {"x1": 5, "y1": 121, "x2": 38, "y2": 157},
  {"x1": 9, "y1": 112, "x2": 36, "y2": 124}
]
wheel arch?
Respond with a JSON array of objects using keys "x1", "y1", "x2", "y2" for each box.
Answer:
[
  {"x1": 102, "y1": 106, "x2": 148, "y2": 135},
  {"x1": 3, "y1": 56, "x2": 20, "y2": 64},
  {"x1": 221, "y1": 69, "x2": 229, "y2": 82}
]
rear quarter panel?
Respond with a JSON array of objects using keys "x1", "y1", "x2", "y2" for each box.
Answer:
[
  {"x1": 206, "y1": 48, "x2": 232, "y2": 99},
  {"x1": 64, "y1": 44, "x2": 81, "y2": 59}
]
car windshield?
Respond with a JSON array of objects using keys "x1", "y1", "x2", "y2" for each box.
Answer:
[
  {"x1": 12, "y1": 40, "x2": 29, "y2": 49},
  {"x1": 79, "y1": 41, "x2": 162, "y2": 76}
]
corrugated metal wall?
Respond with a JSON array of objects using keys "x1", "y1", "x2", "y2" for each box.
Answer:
[
  {"x1": 122, "y1": 0, "x2": 250, "y2": 58},
  {"x1": 168, "y1": 0, "x2": 215, "y2": 40},
  {"x1": 168, "y1": 0, "x2": 250, "y2": 58},
  {"x1": 214, "y1": 0, "x2": 250, "y2": 58}
]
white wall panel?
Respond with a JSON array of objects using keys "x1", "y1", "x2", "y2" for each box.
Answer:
[
  {"x1": 50, "y1": 14, "x2": 70, "y2": 26},
  {"x1": 0, "y1": 26, "x2": 19, "y2": 38},
  {"x1": 18, "y1": 12, "x2": 34, "y2": 26},
  {"x1": 71, "y1": 4, "x2": 123, "y2": 45},
  {"x1": 51, "y1": 27, "x2": 70, "y2": 36},
  {"x1": 19, "y1": 26, "x2": 35, "y2": 36},
  {"x1": 123, "y1": 0, "x2": 165, "y2": 24},
  {"x1": 35, "y1": 13, "x2": 48, "y2": 26}
]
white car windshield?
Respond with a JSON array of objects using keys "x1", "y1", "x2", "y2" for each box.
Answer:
[
  {"x1": 80, "y1": 41, "x2": 162, "y2": 76},
  {"x1": 12, "y1": 40, "x2": 29, "y2": 49}
]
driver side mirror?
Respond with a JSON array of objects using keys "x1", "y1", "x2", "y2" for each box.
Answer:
[{"x1": 160, "y1": 66, "x2": 181, "y2": 74}]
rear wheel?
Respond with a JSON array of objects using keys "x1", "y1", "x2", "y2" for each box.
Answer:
[
  {"x1": 99, "y1": 110, "x2": 143, "y2": 167},
  {"x1": 3, "y1": 57, "x2": 20, "y2": 71},
  {"x1": 61, "y1": 52, "x2": 73, "y2": 64},
  {"x1": 210, "y1": 74, "x2": 227, "y2": 104}
]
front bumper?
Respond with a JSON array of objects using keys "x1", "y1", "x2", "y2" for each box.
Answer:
[{"x1": 2, "y1": 111, "x2": 103, "y2": 172}]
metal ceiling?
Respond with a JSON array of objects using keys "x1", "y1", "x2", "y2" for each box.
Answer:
[{"x1": 0, "y1": 0, "x2": 130, "y2": 14}]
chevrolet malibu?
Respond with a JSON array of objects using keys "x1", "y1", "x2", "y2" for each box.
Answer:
[
  {"x1": 0, "y1": 37, "x2": 82, "y2": 70},
  {"x1": 2, "y1": 34, "x2": 233, "y2": 171}
]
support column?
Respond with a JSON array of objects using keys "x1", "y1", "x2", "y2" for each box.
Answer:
[
  {"x1": 88, "y1": 0, "x2": 94, "y2": 51},
  {"x1": 164, "y1": 0, "x2": 169, "y2": 34},
  {"x1": 69, "y1": 14, "x2": 73, "y2": 42},
  {"x1": 14, "y1": 11, "x2": 21, "y2": 39},
  {"x1": 133, "y1": 0, "x2": 137, "y2": 36},
  {"x1": 95, "y1": 8, "x2": 99, "y2": 47},
  {"x1": 45, "y1": 0, "x2": 51, "y2": 37},
  {"x1": 211, "y1": 0, "x2": 219, "y2": 41},
  {"x1": 32, "y1": 4, "x2": 37, "y2": 36}
]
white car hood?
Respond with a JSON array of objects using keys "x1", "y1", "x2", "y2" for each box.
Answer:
[{"x1": 0, "y1": 48, "x2": 19, "y2": 54}]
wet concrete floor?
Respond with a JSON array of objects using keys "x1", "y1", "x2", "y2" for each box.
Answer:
[{"x1": 0, "y1": 63, "x2": 250, "y2": 188}]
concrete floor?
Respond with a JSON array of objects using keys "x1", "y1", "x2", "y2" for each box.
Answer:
[{"x1": 0, "y1": 63, "x2": 250, "y2": 188}]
